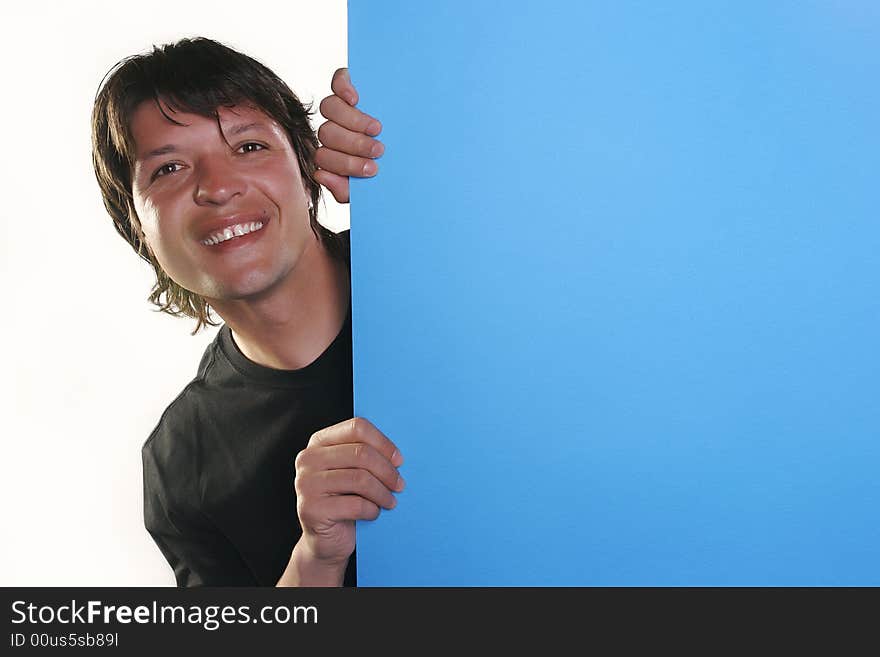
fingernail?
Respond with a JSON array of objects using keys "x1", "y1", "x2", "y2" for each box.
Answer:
[
  {"x1": 362, "y1": 160, "x2": 377, "y2": 176},
  {"x1": 366, "y1": 120, "x2": 382, "y2": 136},
  {"x1": 391, "y1": 448, "x2": 403, "y2": 466},
  {"x1": 396, "y1": 475, "x2": 406, "y2": 491},
  {"x1": 346, "y1": 92, "x2": 358, "y2": 105},
  {"x1": 370, "y1": 141, "x2": 385, "y2": 158}
]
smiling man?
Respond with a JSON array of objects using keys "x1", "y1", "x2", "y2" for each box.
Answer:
[{"x1": 92, "y1": 37, "x2": 399, "y2": 587}]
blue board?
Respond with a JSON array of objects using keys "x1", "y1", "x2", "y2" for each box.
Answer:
[{"x1": 349, "y1": 1, "x2": 879, "y2": 585}]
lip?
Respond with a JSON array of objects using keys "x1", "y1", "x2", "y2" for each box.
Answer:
[{"x1": 194, "y1": 211, "x2": 271, "y2": 243}]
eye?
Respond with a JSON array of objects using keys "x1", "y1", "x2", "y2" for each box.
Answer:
[
  {"x1": 153, "y1": 162, "x2": 183, "y2": 180},
  {"x1": 238, "y1": 142, "x2": 267, "y2": 154}
]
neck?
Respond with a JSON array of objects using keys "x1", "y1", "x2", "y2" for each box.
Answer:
[{"x1": 211, "y1": 233, "x2": 350, "y2": 370}]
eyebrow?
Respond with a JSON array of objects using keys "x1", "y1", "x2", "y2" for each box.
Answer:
[
  {"x1": 227, "y1": 122, "x2": 265, "y2": 136},
  {"x1": 141, "y1": 144, "x2": 179, "y2": 161},
  {"x1": 139, "y1": 123, "x2": 270, "y2": 161}
]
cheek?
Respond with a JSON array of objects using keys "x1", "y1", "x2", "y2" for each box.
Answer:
[
  {"x1": 133, "y1": 194, "x2": 179, "y2": 256},
  {"x1": 261, "y1": 158, "x2": 310, "y2": 206},
  {"x1": 133, "y1": 198, "x2": 160, "y2": 244}
]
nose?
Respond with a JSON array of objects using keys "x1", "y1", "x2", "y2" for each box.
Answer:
[{"x1": 193, "y1": 153, "x2": 246, "y2": 206}]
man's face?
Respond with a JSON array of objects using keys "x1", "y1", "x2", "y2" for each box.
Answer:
[{"x1": 130, "y1": 101, "x2": 313, "y2": 302}]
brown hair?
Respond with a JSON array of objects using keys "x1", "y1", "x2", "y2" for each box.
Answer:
[{"x1": 91, "y1": 37, "x2": 341, "y2": 333}]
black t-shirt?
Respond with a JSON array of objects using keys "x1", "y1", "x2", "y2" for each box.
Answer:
[{"x1": 141, "y1": 230, "x2": 356, "y2": 587}]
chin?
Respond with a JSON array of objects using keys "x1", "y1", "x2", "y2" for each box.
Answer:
[{"x1": 205, "y1": 268, "x2": 292, "y2": 303}]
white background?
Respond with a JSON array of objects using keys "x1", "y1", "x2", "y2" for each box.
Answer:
[{"x1": 0, "y1": 0, "x2": 349, "y2": 585}]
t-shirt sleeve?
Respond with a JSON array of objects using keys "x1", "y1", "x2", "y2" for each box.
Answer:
[{"x1": 142, "y1": 439, "x2": 256, "y2": 587}]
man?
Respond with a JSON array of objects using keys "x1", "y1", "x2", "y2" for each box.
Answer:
[{"x1": 91, "y1": 37, "x2": 398, "y2": 586}]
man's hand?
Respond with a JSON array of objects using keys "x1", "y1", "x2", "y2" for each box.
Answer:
[
  {"x1": 314, "y1": 68, "x2": 384, "y2": 204},
  {"x1": 277, "y1": 417, "x2": 404, "y2": 586}
]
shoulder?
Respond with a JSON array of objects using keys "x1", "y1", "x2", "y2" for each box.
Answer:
[
  {"x1": 141, "y1": 335, "x2": 224, "y2": 487},
  {"x1": 140, "y1": 381, "x2": 208, "y2": 515},
  {"x1": 142, "y1": 381, "x2": 202, "y2": 459}
]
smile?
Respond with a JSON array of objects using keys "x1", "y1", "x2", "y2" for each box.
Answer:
[{"x1": 201, "y1": 221, "x2": 265, "y2": 246}]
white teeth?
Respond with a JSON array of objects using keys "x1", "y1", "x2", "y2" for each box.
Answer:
[{"x1": 201, "y1": 221, "x2": 264, "y2": 246}]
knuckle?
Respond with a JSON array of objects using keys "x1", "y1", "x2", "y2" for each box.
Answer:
[
  {"x1": 347, "y1": 497, "x2": 364, "y2": 519},
  {"x1": 352, "y1": 443, "x2": 366, "y2": 463},
  {"x1": 313, "y1": 148, "x2": 331, "y2": 169},
  {"x1": 349, "y1": 468, "x2": 366, "y2": 489},
  {"x1": 362, "y1": 498, "x2": 380, "y2": 520},
  {"x1": 307, "y1": 429, "x2": 323, "y2": 447},
  {"x1": 293, "y1": 470, "x2": 310, "y2": 496},
  {"x1": 349, "y1": 416, "x2": 366, "y2": 438},
  {"x1": 358, "y1": 134, "x2": 375, "y2": 156},
  {"x1": 347, "y1": 154, "x2": 364, "y2": 175},
  {"x1": 297, "y1": 498, "x2": 318, "y2": 526},
  {"x1": 358, "y1": 113, "x2": 375, "y2": 133}
]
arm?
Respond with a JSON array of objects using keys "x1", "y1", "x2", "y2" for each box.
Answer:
[
  {"x1": 143, "y1": 441, "x2": 256, "y2": 587},
  {"x1": 276, "y1": 417, "x2": 405, "y2": 587},
  {"x1": 276, "y1": 541, "x2": 348, "y2": 587},
  {"x1": 314, "y1": 68, "x2": 384, "y2": 204}
]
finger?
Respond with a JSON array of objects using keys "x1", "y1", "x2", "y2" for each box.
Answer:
[
  {"x1": 309, "y1": 417, "x2": 403, "y2": 467},
  {"x1": 298, "y1": 443, "x2": 403, "y2": 493},
  {"x1": 299, "y1": 495, "x2": 380, "y2": 525},
  {"x1": 319, "y1": 95, "x2": 382, "y2": 136},
  {"x1": 325, "y1": 495, "x2": 382, "y2": 522},
  {"x1": 319, "y1": 468, "x2": 398, "y2": 509},
  {"x1": 318, "y1": 120, "x2": 384, "y2": 159},
  {"x1": 331, "y1": 67, "x2": 358, "y2": 106},
  {"x1": 315, "y1": 146, "x2": 378, "y2": 179},
  {"x1": 313, "y1": 169, "x2": 350, "y2": 204}
]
